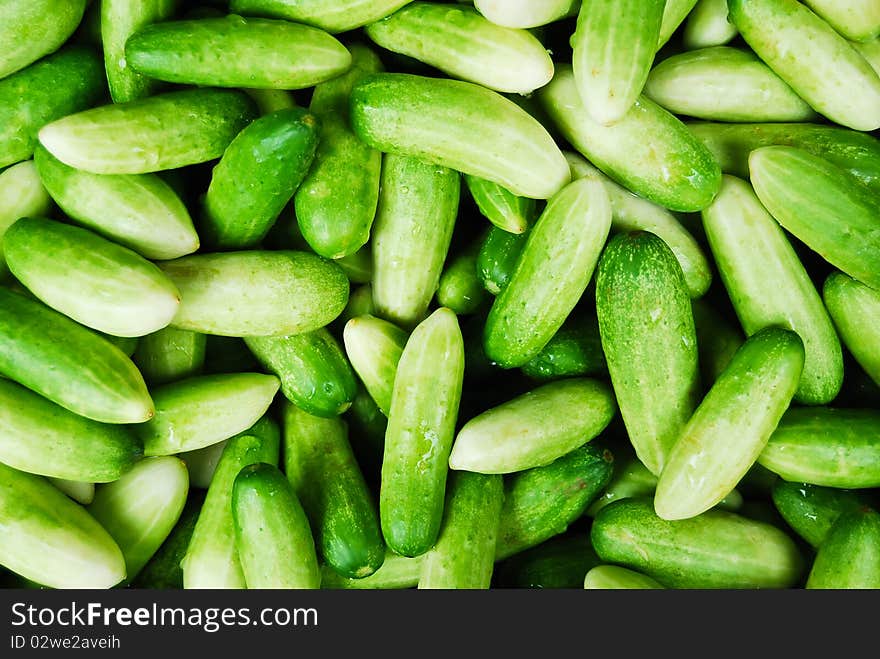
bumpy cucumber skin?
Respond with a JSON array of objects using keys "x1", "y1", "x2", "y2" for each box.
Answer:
[
  {"x1": 231, "y1": 0, "x2": 413, "y2": 33},
  {"x1": 823, "y1": 272, "x2": 880, "y2": 388},
  {"x1": 342, "y1": 314, "x2": 407, "y2": 416},
  {"x1": 0, "y1": 161, "x2": 52, "y2": 278},
  {"x1": 0, "y1": 0, "x2": 87, "y2": 79},
  {"x1": 476, "y1": 226, "x2": 530, "y2": 296},
  {"x1": 0, "y1": 46, "x2": 106, "y2": 169},
  {"x1": 595, "y1": 231, "x2": 701, "y2": 476},
  {"x1": 520, "y1": 311, "x2": 606, "y2": 381},
  {"x1": 591, "y1": 498, "x2": 805, "y2": 589},
  {"x1": 806, "y1": 508, "x2": 880, "y2": 589},
  {"x1": 133, "y1": 327, "x2": 207, "y2": 386}
]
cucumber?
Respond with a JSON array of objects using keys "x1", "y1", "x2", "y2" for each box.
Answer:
[
  {"x1": 133, "y1": 490, "x2": 205, "y2": 589},
  {"x1": 125, "y1": 16, "x2": 351, "y2": 89},
  {"x1": 728, "y1": 0, "x2": 880, "y2": 131},
  {"x1": 366, "y1": 3, "x2": 553, "y2": 95},
  {"x1": 38, "y1": 88, "x2": 258, "y2": 175},
  {"x1": 494, "y1": 534, "x2": 601, "y2": 589},
  {"x1": 4, "y1": 217, "x2": 181, "y2": 338},
  {"x1": 495, "y1": 442, "x2": 614, "y2": 560},
  {"x1": 158, "y1": 250, "x2": 349, "y2": 337},
  {"x1": 182, "y1": 415, "x2": 280, "y2": 589},
  {"x1": 137, "y1": 373, "x2": 280, "y2": 456},
  {"x1": 133, "y1": 327, "x2": 207, "y2": 386},
  {"x1": 244, "y1": 88, "x2": 295, "y2": 115},
  {"x1": 520, "y1": 310, "x2": 606, "y2": 381},
  {"x1": 540, "y1": 65, "x2": 722, "y2": 213},
  {"x1": 0, "y1": 462, "x2": 125, "y2": 589},
  {"x1": 336, "y1": 283, "x2": 376, "y2": 330},
  {"x1": 232, "y1": 462, "x2": 321, "y2": 589},
  {"x1": 371, "y1": 154, "x2": 460, "y2": 328},
  {"x1": 658, "y1": 0, "x2": 700, "y2": 48},
  {"x1": 749, "y1": 146, "x2": 880, "y2": 291},
  {"x1": 571, "y1": 0, "x2": 665, "y2": 125},
  {"x1": 101, "y1": 0, "x2": 177, "y2": 103},
  {"x1": 380, "y1": 307, "x2": 464, "y2": 557},
  {"x1": 476, "y1": 225, "x2": 530, "y2": 296},
  {"x1": 682, "y1": 0, "x2": 739, "y2": 49},
  {"x1": 33, "y1": 144, "x2": 200, "y2": 261},
  {"x1": 801, "y1": 0, "x2": 880, "y2": 42},
  {"x1": 346, "y1": 384, "x2": 388, "y2": 483},
  {"x1": 464, "y1": 175, "x2": 535, "y2": 235},
  {"x1": 245, "y1": 329, "x2": 357, "y2": 417},
  {"x1": 654, "y1": 328, "x2": 804, "y2": 521},
  {"x1": 449, "y1": 378, "x2": 616, "y2": 474},
  {"x1": 758, "y1": 408, "x2": 880, "y2": 489},
  {"x1": 0, "y1": 288, "x2": 153, "y2": 424},
  {"x1": 472, "y1": 0, "x2": 580, "y2": 29},
  {"x1": 595, "y1": 231, "x2": 701, "y2": 476},
  {"x1": 823, "y1": 272, "x2": 880, "y2": 388},
  {"x1": 644, "y1": 47, "x2": 816, "y2": 122},
  {"x1": 691, "y1": 298, "x2": 744, "y2": 386},
  {"x1": 0, "y1": 46, "x2": 106, "y2": 169},
  {"x1": 806, "y1": 508, "x2": 880, "y2": 589},
  {"x1": 0, "y1": 378, "x2": 142, "y2": 483},
  {"x1": 201, "y1": 108, "x2": 319, "y2": 249},
  {"x1": 586, "y1": 446, "x2": 658, "y2": 516},
  {"x1": 418, "y1": 471, "x2": 504, "y2": 589},
  {"x1": 202, "y1": 336, "x2": 260, "y2": 375},
  {"x1": 483, "y1": 177, "x2": 611, "y2": 368},
  {"x1": 0, "y1": 0, "x2": 87, "y2": 79},
  {"x1": 436, "y1": 237, "x2": 490, "y2": 316},
  {"x1": 0, "y1": 161, "x2": 52, "y2": 278},
  {"x1": 49, "y1": 478, "x2": 95, "y2": 505},
  {"x1": 591, "y1": 498, "x2": 805, "y2": 588},
  {"x1": 853, "y1": 37, "x2": 880, "y2": 76},
  {"x1": 179, "y1": 440, "x2": 229, "y2": 490},
  {"x1": 342, "y1": 314, "x2": 407, "y2": 416},
  {"x1": 283, "y1": 402, "x2": 385, "y2": 579},
  {"x1": 350, "y1": 73, "x2": 570, "y2": 200},
  {"x1": 230, "y1": 0, "x2": 414, "y2": 34},
  {"x1": 336, "y1": 246, "x2": 373, "y2": 285},
  {"x1": 87, "y1": 456, "x2": 189, "y2": 583},
  {"x1": 583, "y1": 565, "x2": 665, "y2": 589},
  {"x1": 702, "y1": 175, "x2": 842, "y2": 404},
  {"x1": 320, "y1": 551, "x2": 422, "y2": 590}
]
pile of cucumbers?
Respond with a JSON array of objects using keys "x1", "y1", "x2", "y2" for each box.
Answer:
[{"x1": 1, "y1": 0, "x2": 880, "y2": 591}]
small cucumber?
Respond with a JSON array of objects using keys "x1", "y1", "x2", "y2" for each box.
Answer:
[
  {"x1": 801, "y1": 0, "x2": 880, "y2": 42},
  {"x1": 230, "y1": 0, "x2": 414, "y2": 34},
  {"x1": 436, "y1": 238, "x2": 490, "y2": 316},
  {"x1": 0, "y1": 161, "x2": 52, "y2": 279},
  {"x1": 158, "y1": 250, "x2": 349, "y2": 337},
  {"x1": 494, "y1": 534, "x2": 601, "y2": 589},
  {"x1": 179, "y1": 440, "x2": 229, "y2": 490},
  {"x1": 823, "y1": 272, "x2": 880, "y2": 387},
  {"x1": 472, "y1": 0, "x2": 579, "y2": 29},
  {"x1": 691, "y1": 298, "x2": 744, "y2": 386},
  {"x1": 806, "y1": 508, "x2": 880, "y2": 589},
  {"x1": 49, "y1": 479, "x2": 95, "y2": 506},
  {"x1": 853, "y1": 37, "x2": 880, "y2": 76},
  {"x1": 244, "y1": 88, "x2": 295, "y2": 115},
  {"x1": 520, "y1": 310, "x2": 606, "y2": 382},
  {"x1": 350, "y1": 72, "x2": 570, "y2": 200},
  {"x1": 476, "y1": 225, "x2": 530, "y2": 296},
  {"x1": 683, "y1": 0, "x2": 739, "y2": 49},
  {"x1": 583, "y1": 565, "x2": 665, "y2": 589},
  {"x1": 335, "y1": 245, "x2": 373, "y2": 285},
  {"x1": 320, "y1": 551, "x2": 422, "y2": 590},
  {"x1": 343, "y1": 314, "x2": 408, "y2": 416},
  {"x1": 232, "y1": 462, "x2": 321, "y2": 589},
  {"x1": 337, "y1": 283, "x2": 375, "y2": 331},
  {"x1": 464, "y1": 174, "x2": 534, "y2": 235},
  {"x1": 133, "y1": 327, "x2": 207, "y2": 386},
  {"x1": 0, "y1": 0, "x2": 87, "y2": 79},
  {"x1": 658, "y1": 0, "x2": 701, "y2": 48},
  {"x1": 380, "y1": 307, "x2": 464, "y2": 557},
  {"x1": 483, "y1": 177, "x2": 611, "y2": 368},
  {"x1": 133, "y1": 491, "x2": 205, "y2": 589}
]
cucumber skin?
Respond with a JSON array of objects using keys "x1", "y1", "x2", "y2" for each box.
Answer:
[
  {"x1": 0, "y1": 160, "x2": 53, "y2": 279},
  {"x1": 476, "y1": 225, "x2": 530, "y2": 296},
  {"x1": 133, "y1": 327, "x2": 207, "y2": 386},
  {"x1": 0, "y1": 0, "x2": 87, "y2": 79},
  {"x1": 494, "y1": 534, "x2": 602, "y2": 589},
  {"x1": 823, "y1": 272, "x2": 880, "y2": 388},
  {"x1": 230, "y1": 0, "x2": 413, "y2": 33},
  {"x1": 436, "y1": 238, "x2": 489, "y2": 316},
  {"x1": 465, "y1": 175, "x2": 534, "y2": 235},
  {"x1": 520, "y1": 311, "x2": 606, "y2": 381},
  {"x1": 806, "y1": 508, "x2": 880, "y2": 589}
]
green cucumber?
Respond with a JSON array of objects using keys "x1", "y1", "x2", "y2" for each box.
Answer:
[
  {"x1": 0, "y1": 462, "x2": 125, "y2": 589},
  {"x1": 691, "y1": 298, "x2": 744, "y2": 386},
  {"x1": 436, "y1": 238, "x2": 490, "y2": 316},
  {"x1": 366, "y1": 3, "x2": 553, "y2": 95},
  {"x1": 4, "y1": 217, "x2": 181, "y2": 338},
  {"x1": 126, "y1": 16, "x2": 351, "y2": 89},
  {"x1": 801, "y1": 0, "x2": 880, "y2": 42},
  {"x1": 245, "y1": 329, "x2": 357, "y2": 417},
  {"x1": 137, "y1": 373, "x2": 280, "y2": 456},
  {"x1": 853, "y1": 37, "x2": 880, "y2": 76},
  {"x1": 758, "y1": 408, "x2": 880, "y2": 489},
  {"x1": 591, "y1": 498, "x2": 804, "y2": 588},
  {"x1": 336, "y1": 247, "x2": 373, "y2": 285},
  {"x1": 158, "y1": 250, "x2": 349, "y2": 337},
  {"x1": 540, "y1": 64, "x2": 722, "y2": 213},
  {"x1": 472, "y1": 0, "x2": 579, "y2": 29},
  {"x1": 336, "y1": 283, "x2": 376, "y2": 331},
  {"x1": 88, "y1": 456, "x2": 189, "y2": 582},
  {"x1": 350, "y1": 73, "x2": 570, "y2": 200},
  {"x1": 464, "y1": 174, "x2": 534, "y2": 235},
  {"x1": 476, "y1": 225, "x2": 530, "y2": 296},
  {"x1": 494, "y1": 534, "x2": 601, "y2": 589},
  {"x1": 0, "y1": 0, "x2": 87, "y2": 79},
  {"x1": 644, "y1": 47, "x2": 816, "y2": 122},
  {"x1": 283, "y1": 402, "x2": 385, "y2": 579},
  {"x1": 0, "y1": 161, "x2": 51, "y2": 278},
  {"x1": 449, "y1": 378, "x2": 616, "y2": 474},
  {"x1": 683, "y1": 0, "x2": 739, "y2": 49},
  {"x1": 823, "y1": 272, "x2": 880, "y2": 387},
  {"x1": 483, "y1": 177, "x2": 611, "y2": 368},
  {"x1": 371, "y1": 154, "x2": 460, "y2": 328},
  {"x1": 244, "y1": 88, "x2": 295, "y2": 115},
  {"x1": 0, "y1": 288, "x2": 153, "y2": 424},
  {"x1": 495, "y1": 442, "x2": 614, "y2": 560},
  {"x1": 654, "y1": 328, "x2": 804, "y2": 521},
  {"x1": 380, "y1": 307, "x2": 464, "y2": 557},
  {"x1": 583, "y1": 565, "x2": 665, "y2": 589},
  {"x1": 728, "y1": 0, "x2": 880, "y2": 131},
  {"x1": 49, "y1": 479, "x2": 95, "y2": 505},
  {"x1": 133, "y1": 491, "x2": 205, "y2": 589},
  {"x1": 0, "y1": 378, "x2": 142, "y2": 483},
  {"x1": 658, "y1": 0, "x2": 700, "y2": 48},
  {"x1": 133, "y1": 327, "x2": 207, "y2": 386},
  {"x1": 320, "y1": 551, "x2": 422, "y2": 590},
  {"x1": 232, "y1": 462, "x2": 321, "y2": 589},
  {"x1": 520, "y1": 310, "x2": 606, "y2": 381},
  {"x1": 179, "y1": 440, "x2": 229, "y2": 490},
  {"x1": 342, "y1": 314, "x2": 407, "y2": 416},
  {"x1": 571, "y1": 0, "x2": 665, "y2": 125},
  {"x1": 749, "y1": 146, "x2": 880, "y2": 291},
  {"x1": 702, "y1": 175, "x2": 842, "y2": 404},
  {"x1": 418, "y1": 471, "x2": 504, "y2": 589},
  {"x1": 0, "y1": 46, "x2": 106, "y2": 169},
  {"x1": 806, "y1": 508, "x2": 880, "y2": 589},
  {"x1": 230, "y1": 0, "x2": 414, "y2": 33},
  {"x1": 595, "y1": 231, "x2": 701, "y2": 476},
  {"x1": 38, "y1": 88, "x2": 257, "y2": 174},
  {"x1": 201, "y1": 108, "x2": 319, "y2": 249}
]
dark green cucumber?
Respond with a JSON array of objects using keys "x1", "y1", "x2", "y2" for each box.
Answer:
[
  {"x1": 465, "y1": 174, "x2": 535, "y2": 235},
  {"x1": 520, "y1": 310, "x2": 606, "y2": 381},
  {"x1": 476, "y1": 225, "x2": 530, "y2": 296},
  {"x1": 806, "y1": 508, "x2": 880, "y2": 589},
  {"x1": 823, "y1": 272, "x2": 880, "y2": 387},
  {"x1": 0, "y1": 0, "x2": 87, "y2": 79},
  {"x1": 342, "y1": 314, "x2": 407, "y2": 416},
  {"x1": 133, "y1": 327, "x2": 207, "y2": 386},
  {"x1": 436, "y1": 237, "x2": 490, "y2": 316},
  {"x1": 494, "y1": 534, "x2": 602, "y2": 589}
]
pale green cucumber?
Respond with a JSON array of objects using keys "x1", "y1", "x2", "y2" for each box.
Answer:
[
  {"x1": 138, "y1": 373, "x2": 280, "y2": 456},
  {"x1": 728, "y1": 0, "x2": 880, "y2": 131},
  {"x1": 158, "y1": 250, "x2": 349, "y2": 337},
  {"x1": 702, "y1": 175, "x2": 842, "y2": 404},
  {"x1": 4, "y1": 217, "x2": 181, "y2": 338},
  {"x1": 49, "y1": 479, "x2": 95, "y2": 506},
  {"x1": 380, "y1": 307, "x2": 464, "y2": 557},
  {"x1": 853, "y1": 37, "x2": 880, "y2": 76},
  {"x1": 38, "y1": 88, "x2": 258, "y2": 174},
  {"x1": 595, "y1": 231, "x2": 701, "y2": 476},
  {"x1": 645, "y1": 47, "x2": 816, "y2": 122},
  {"x1": 88, "y1": 456, "x2": 189, "y2": 582},
  {"x1": 583, "y1": 565, "x2": 665, "y2": 589},
  {"x1": 230, "y1": 0, "x2": 414, "y2": 33},
  {"x1": 464, "y1": 174, "x2": 534, "y2": 234},
  {"x1": 321, "y1": 551, "x2": 422, "y2": 589},
  {"x1": 342, "y1": 314, "x2": 407, "y2": 415},
  {"x1": 0, "y1": 0, "x2": 87, "y2": 79},
  {"x1": 0, "y1": 288, "x2": 154, "y2": 424},
  {"x1": 0, "y1": 462, "x2": 125, "y2": 589},
  {"x1": 683, "y1": 0, "x2": 739, "y2": 49},
  {"x1": 449, "y1": 378, "x2": 616, "y2": 474},
  {"x1": 336, "y1": 245, "x2": 373, "y2": 284},
  {"x1": 658, "y1": 0, "x2": 700, "y2": 48},
  {"x1": 179, "y1": 440, "x2": 228, "y2": 490},
  {"x1": 483, "y1": 177, "x2": 611, "y2": 368},
  {"x1": 823, "y1": 272, "x2": 880, "y2": 387},
  {"x1": 337, "y1": 283, "x2": 376, "y2": 329},
  {"x1": 572, "y1": 0, "x2": 665, "y2": 125},
  {"x1": 806, "y1": 508, "x2": 880, "y2": 589},
  {"x1": 350, "y1": 73, "x2": 570, "y2": 200},
  {"x1": 749, "y1": 146, "x2": 880, "y2": 291},
  {"x1": 0, "y1": 161, "x2": 51, "y2": 278},
  {"x1": 802, "y1": 0, "x2": 880, "y2": 42},
  {"x1": 371, "y1": 154, "x2": 460, "y2": 328},
  {"x1": 133, "y1": 327, "x2": 207, "y2": 386},
  {"x1": 132, "y1": 491, "x2": 204, "y2": 589},
  {"x1": 540, "y1": 65, "x2": 722, "y2": 212},
  {"x1": 473, "y1": 0, "x2": 579, "y2": 28}
]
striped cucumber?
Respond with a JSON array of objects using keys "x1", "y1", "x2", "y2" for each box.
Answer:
[
  {"x1": 658, "y1": 0, "x2": 700, "y2": 48},
  {"x1": 806, "y1": 508, "x2": 880, "y2": 589},
  {"x1": 683, "y1": 0, "x2": 739, "y2": 49},
  {"x1": 0, "y1": 161, "x2": 51, "y2": 278},
  {"x1": 342, "y1": 314, "x2": 407, "y2": 416},
  {"x1": 476, "y1": 225, "x2": 530, "y2": 296},
  {"x1": 464, "y1": 175, "x2": 534, "y2": 235},
  {"x1": 473, "y1": 0, "x2": 579, "y2": 28},
  {"x1": 0, "y1": 0, "x2": 87, "y2": 79},
  {"x1": 520, "y1": 310, "x2": 606, "y2": 381},
  {"x1": 133, "y1": 327, "x2": 207, "y2": 386},
  {"x1": 583, "y1": 565, "x2": 665, "y2": 589},
  {"x1": 823, "y1": 272, "x2": 880, "y2": 387},
  {"x1": 801, "y1": 0, "x2": 880, "y2": 42},
  {"x1": 230, "y1": 0, "x2": 413, "y2": 33}
]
